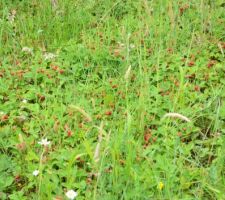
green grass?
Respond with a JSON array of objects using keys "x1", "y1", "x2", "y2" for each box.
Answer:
[{"x1": 0, "y1": 0, "x2": 225, "y2": 199}]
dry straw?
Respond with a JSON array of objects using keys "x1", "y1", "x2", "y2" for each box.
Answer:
[
  {"x1": 124, "y1": 65, "x2": 131, "y2": 81},
  {"x1": 94, "y1": 122, "x2": 104, "y2": 163}
]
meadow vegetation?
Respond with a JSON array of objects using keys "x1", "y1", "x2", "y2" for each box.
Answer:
[{"x1": 0, "y1": 0, "x2": 225, "y2": 199}]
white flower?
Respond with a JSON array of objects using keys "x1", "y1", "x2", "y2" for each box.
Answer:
[
  {"x1": 32, "y1": 170, "x2": 39, "y2": 176},
  {"x1": 22, "y1": 47, "x2": 33, "y2": 54},
  {"x1": 118, "y1": 42, "x2": 125, "y2": 47},
  {"x1": 0, "y1": 111, "x2": 4, "y2": 115},
  {"x1": 22, "y1": 99, "x2": 28, "y2": 103},
  {"x1": 38, "y1": 138, "x2": 51, "y2": 146},
  {"x1": 65, "y1": 190, "x2": 78, "y2": 200},
  {"x1": 43, "y1": 53, "x2": 57, "y2": 60},
  {"x1": 130, "y1": 44, "x2": 135, "y2": 49}
]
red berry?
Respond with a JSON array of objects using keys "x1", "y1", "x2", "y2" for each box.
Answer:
[
  {"x1": 58, "y1": 69, "x2": 64, "y2": 74},
  {"x1": 177, "y1": 132, "x2": 182, "y2": 137},
  {"x1": 188, "y1": 61, "x2": 195, "y2": 67},
  {"x1": 144, "y1": 133, "x2": 152, "y2": 143},
  {"x1": 1, "y1": 115, "x2": 9, "y2": 121},
  {"x1": 112, "y1": 84, "x2": 118, "y2": 89},
  {"x1": 67, "y1": 129, "x2": 72, "y2": 137},
  {"x1": 51, "y1": 65, "x2": 58, "y2": 71},
  {"x1": 105, "y1": 111, "x2": 112, "y2": 116},
  {"x1": 207, "y1": 60, "x2": 216, "y2": 69},
  {"x1": 78, "y1": 123, "x2": 83, "y2": 128},
  {"x1": 39, "y1": 95, "x2": 45, "y2": 101},
  {"x1": 194, "y1": 85, "x2": 200, "y2": 92}
]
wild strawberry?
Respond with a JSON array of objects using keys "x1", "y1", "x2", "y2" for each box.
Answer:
[
  {"x1": 114, "y1": 49, "x2": 120, "y2": 57},
  {"x1": 207, "y1": 60, "x2": 216, "y2": 69},
  {"x1": 16, "y1": 60, "x2": 21, "y2": 66},
  {"x1": 11, "y1": 72, "x2": 15, "y2": 76},
  {"x1": 1, "y1": 115, "x2": 9, "y2": 121},
  {"x1": 16, "y1": 142, "x2": 26, "y2": 151},
  {"x1": 86, "y1": 177, "x2": 92, "y2": 184},
  {"x1": 78, "y1": 123, "x2": 83, "y2": 128},
  {"x1": 53, "y1": 196, "x2": 63, "y2": 200},
  {"x1": 179, "y1": 7, "x2": 184, "y2": 15},
  {"x1": 188, "y1": 61, "x2": 195, "y2": 67},
  {"x1": 58, "y1": 69, "x2": 64, "y2": 74},
  {"x1": 194, "y1": 85, "x2": 200, "y2": 92},
  {"x1": 167, "y1": 48, "x2": 173, "y2": 53},
  {"x1": 112, "y1": 84, "x2": 118, "y2": 89},
  {"x1": 105, "y1": 111, "x2": 112, "y2": 116},
  {"x1": 67, "y1": 129, "x2": 72, "y2": 137},
  {"x1": 174, "y1": 80, "x2": 179, "y2": 87},
  {"x1": 144, "y1": 133, "x2": 152, "y2": 143},
  {"x1": 14, "y1": 175, "x2": 21, "y2": 183},
  {"x1": 38, "y1": 94, "x2": 45, "y2": 102},
  {"x1": 165, "y1": 91, "x2": 170, "y2": 95},
  {"x1": 51, "y1": 65, "x2": 58, "y2": 71},
  {"x1": 177, "y1": 132, "x2": 182, "y2": 137}
]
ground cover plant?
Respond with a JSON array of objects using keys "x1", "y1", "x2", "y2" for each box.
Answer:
[{"x1": 0, "y1": 0, "x2": 225, "y2": 199}]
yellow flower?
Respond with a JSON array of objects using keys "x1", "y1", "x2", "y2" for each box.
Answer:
[{"x1": 158, "y1": 182, "x2": 164, "y2": 190}]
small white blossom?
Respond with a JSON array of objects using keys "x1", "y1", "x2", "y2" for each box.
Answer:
[
  {"x1": 43, "y1": 53, "x2": 57, "y2": 60},
  {"x1": 22, "y1": 47, "x2": 33, "y2": 54},
  {"x1": 32, "y1": 170, "x2": 39, "y2": 176},
  {"x1": 65, "y1": 190, "x2": 78, "y2": 200},
  {"x1": 130, "y1": 44, "x2": 135, "y2": 49},
  {"x1": 118, "y1": 42, "x2": 125, "y2": 47},
  {"x1": 38, "y1": 138, "x2": 51, "y2": 146},
  {"x1": 22, "y1": 99, "x2": 28, "y2": 103},
  {"x1": 0, "y1": 111, "x2": 4, "y2": 115}
]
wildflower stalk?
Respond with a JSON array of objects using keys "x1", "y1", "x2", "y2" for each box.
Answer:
[{"x1": 162, "y1": 112, "x2": 191, "y2": 122}]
